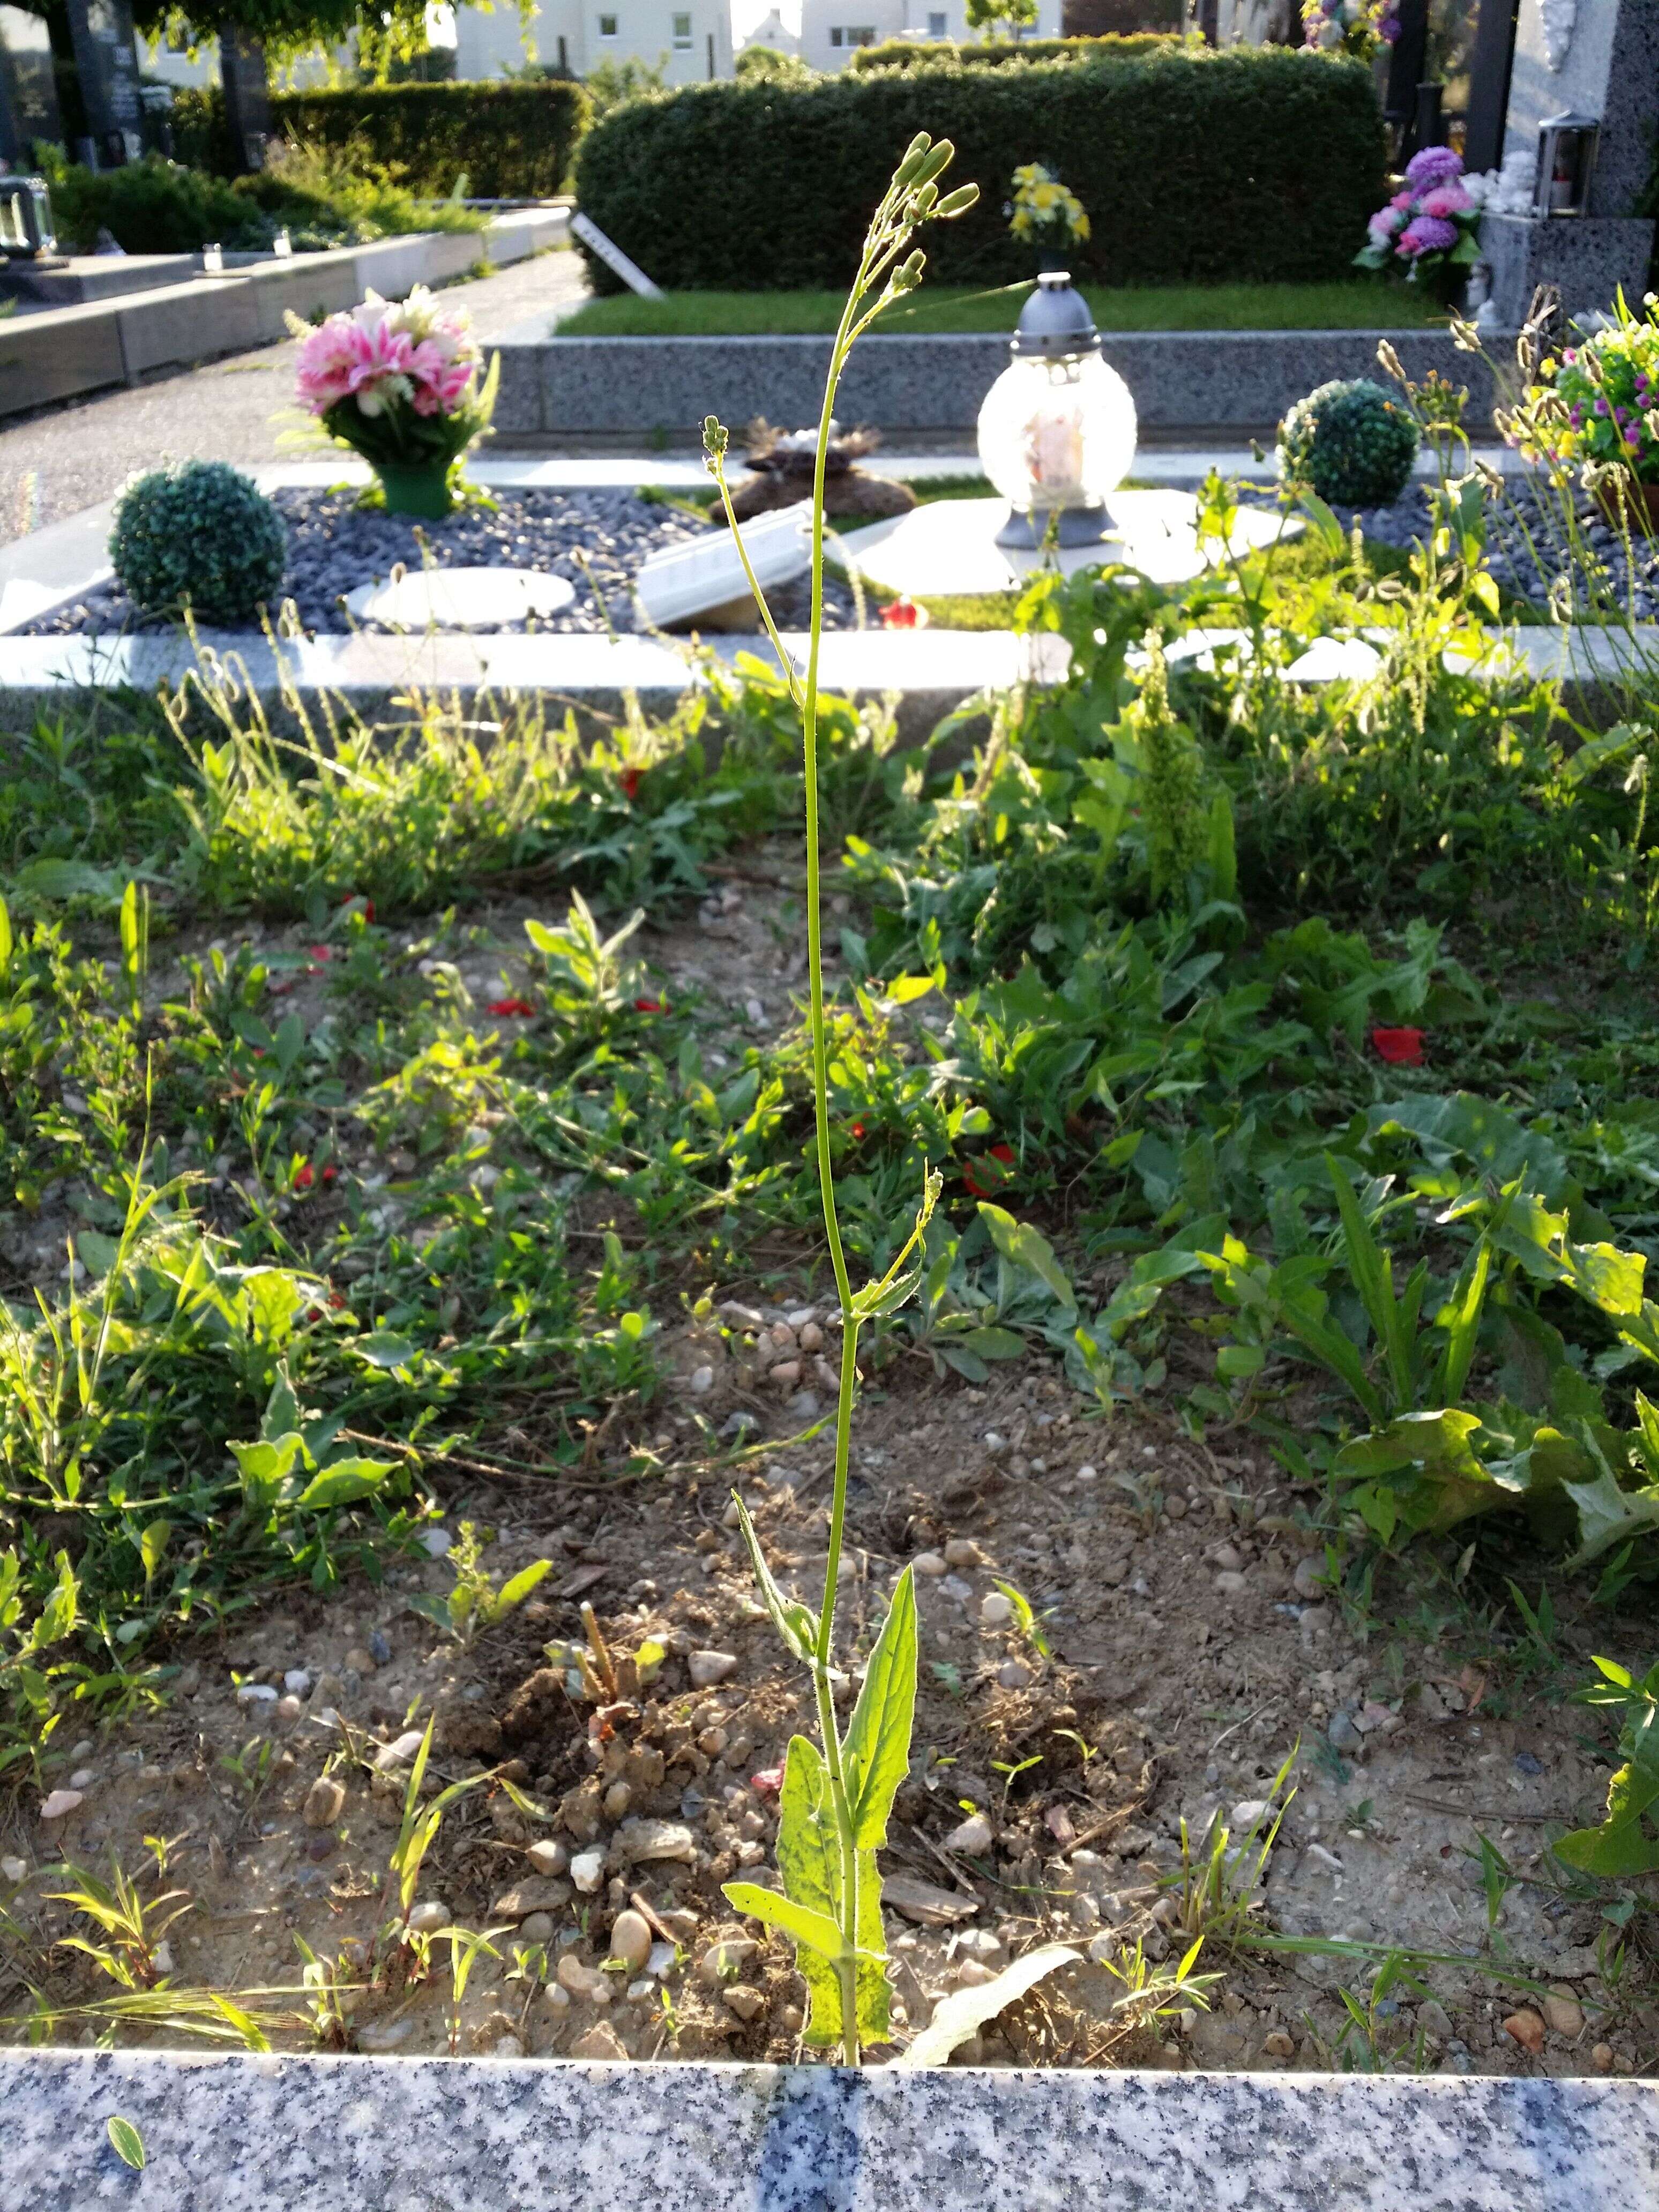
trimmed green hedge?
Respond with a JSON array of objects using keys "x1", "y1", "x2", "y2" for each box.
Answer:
[
  {"x1": 271, "y1": 81, "x2": 591, "y2": 198},
  {"x1": 573, "y1": 50, "x2": 1386, "y2": 294},
  {"x1": 848, "y1": 31, "x2": 1182, "y2": 72}
]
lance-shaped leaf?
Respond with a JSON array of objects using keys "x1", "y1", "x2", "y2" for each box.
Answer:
[
  {"x1": 842, "y1": 1568, "x2": 917, "y2": 1848},
  {"x1": 731, "y1": 1492, "x2": 818, "y2": 1662},
  {"x1": 722, "y1": 1883, "x2": 847, "y2": 1963},
  {"x1": 977, "y1": 1202, "x2": 1075, "y2": 1314},
  {"x1": 773, "y1": 1733, "x2": 889, "y2": 2049}
]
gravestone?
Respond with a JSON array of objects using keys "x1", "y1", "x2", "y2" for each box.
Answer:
[
  {"x1": 64, "y1": 0, "x2": 143, "y2": 166},
  {"x1": 0, "y1": 4, "x2": 62, "y2": 167},
  {"x1": 1481, "y1": 0, "x2": 1658, "y2": 323},
  {"x1": 220, "y1": 24, "x2": 271, "y2": 173}
]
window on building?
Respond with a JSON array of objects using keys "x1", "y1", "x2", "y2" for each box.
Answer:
[
  {"x1": 672, "y1": 9, "x2": 691, "y2": 42},
  {"x1": 597, "y1": 11, "x2": 618, "y2": 33},
  {"x1": 849, "y1": 25, "x2": 876, "y2": 42},
  {"x1": 829, "y1": 24, "x2": 843, "y2": 42},
  {"x1": 926, "y1": 9, "x2": 946, "y2": 33}
]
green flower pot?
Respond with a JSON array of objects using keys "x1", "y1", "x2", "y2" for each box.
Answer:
[{"x1": 375, "y1": 462, "x2": 453, "y2": 520}]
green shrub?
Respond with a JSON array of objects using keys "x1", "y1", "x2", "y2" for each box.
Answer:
[
  {"x1": 573, "y1": 49, "x2": 1385, "y2": 293},
  {"x1": 40, "y1": 148, "x2": 271, "y2": 253},
  {"x1": 273, "y1": 80, "x2": 592, "y2": 199},
  {"x1": 848, "y1": 29, "x2": 1181, "y2": 72},
  {"x1": 110, "y1": 463, "x2": 286, "y2": 626},
  {"x1": 1278, "y1": 378, "x2": 1420, "y2": 506}
]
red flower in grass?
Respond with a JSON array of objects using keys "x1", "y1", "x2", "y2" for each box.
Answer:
[
  {"x1": 328, "y1": 1290, "x2": 348, "y2": 1310},
  {"x1": 634, "y1": 996, "x2": 665, "y2": 1014},
  {"x1": 751, "y1": 1765, "x2": 784, "y2": 1798},
  {"x1": 295, "y1": 1163, "x2": 313, "y2": 1190},
  {"x1": 342, "y1": 895, "x2": 375, "y2": 924},
  {"x1": 880, "y1": 596, "x2": 927, "y2": 631},
  {"x1": 1372, "y1": 1026, "x2": 1426, "y2": 1067},
  {"x1": 488, "y1": 997, "x2": 536, "y2": 1018},
  {"x1": 962, "y1": 1142, "x2": 1016, "y2": 1200},
  {"x1": 619, "y1": 767, "x2": 643, "y2": 802},
  {"x1": 849, "y1": 1119, "x2": 868, "y2": 1141}
]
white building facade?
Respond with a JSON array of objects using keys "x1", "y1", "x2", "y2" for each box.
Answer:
[
  {"x1": 454, "y1": 0, "x2": 735, "y2": 84},
  {"x1": 798, "y1": 0, "x2": 1062, "y2": 73}
]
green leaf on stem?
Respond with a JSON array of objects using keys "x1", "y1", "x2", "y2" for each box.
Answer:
[
  {"x1": 842, "y1": 1567, "x2": 917, "y2": 1848},
  {"x1": 773, "y1": 1732, "x2": 889, "y2": 2049},
  {"x1": 722, "y1": 1882, "x2": 846, "y2": 1962},
  {"x1": 731, "y1": 1491, "x2": 818, "y2": 1662}
]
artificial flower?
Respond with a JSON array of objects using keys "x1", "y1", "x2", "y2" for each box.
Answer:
[{"x1": 1371, "y1": 1026, "x2": 1426, "y2": 1065}]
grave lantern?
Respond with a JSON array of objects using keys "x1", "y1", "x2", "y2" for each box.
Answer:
[
  {"x1": 1534, "y1": 113, "x2": 1600, "y2": 218},
  {"x1": 0, "y1": 174, "x2": 55, "y2": 259},
  {"x1": 976, "y1": 271, "x2": 1138, "y2": 549}
]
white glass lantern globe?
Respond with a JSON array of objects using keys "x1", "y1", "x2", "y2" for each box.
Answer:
[{"x1": 976, "y1": 272, "x2": 1138, "y2": 548}]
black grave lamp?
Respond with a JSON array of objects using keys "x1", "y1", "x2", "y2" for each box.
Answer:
[{"x1": 1534, "y1": 113, "x2": 1600, "y2": 219}]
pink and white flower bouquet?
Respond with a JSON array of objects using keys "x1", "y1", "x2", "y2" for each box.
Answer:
[
  {"x1": 287, "y1": 285, "x2": 499, "y2": 517},
  {"x1": 1355, "y1": 144, "x2": 1485, "y2": 290}
]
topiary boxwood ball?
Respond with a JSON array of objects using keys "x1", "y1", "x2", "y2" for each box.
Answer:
[
  {"x1": 1277, "y1": 378, "x2": 1420, "y2": 509},
  {"x1": 110, "y1": 461, "x2": 287, "y2": 625}
]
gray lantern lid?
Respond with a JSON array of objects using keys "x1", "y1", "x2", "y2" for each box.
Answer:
[{"x1": 1010, "y1": 270, "x2": 1101, "y2": 360}]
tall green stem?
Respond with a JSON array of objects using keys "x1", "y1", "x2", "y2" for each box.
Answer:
[{"x1": 704, "y1": 133, "x2": 976, "y2": 2069}]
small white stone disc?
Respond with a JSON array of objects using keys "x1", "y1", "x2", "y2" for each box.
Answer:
[{"x1": 344, "y1": 566, "x2": 575, "y2": 631}]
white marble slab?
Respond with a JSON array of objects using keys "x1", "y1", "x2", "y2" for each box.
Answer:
[
  {"x1": 827, "y1": 492, "x2": 1292, "y2": 597},
  {"x1": 0, "y1": 2051, "x2": 1653, "y2": 2212}
]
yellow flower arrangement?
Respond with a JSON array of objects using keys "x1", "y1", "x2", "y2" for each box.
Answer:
[{"x1": 1008, "y1": 162, "x2": 1090, "y2": 249}]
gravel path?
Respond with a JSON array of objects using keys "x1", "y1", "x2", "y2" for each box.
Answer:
[
  {"x1": 0, "y1": 248, "x2": 589, "y2": 545},
  {"x1": 26, "y1": 485, "x2": 864, "y2": 637}
]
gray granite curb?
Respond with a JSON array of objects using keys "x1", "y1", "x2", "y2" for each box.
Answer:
[
  {"x1": 0, "y1": 207, "x2": 569, "y2": 422},
  {"x1": 0, "y1": 2050, "x2": 1654, "y2": 2212},
  {"x1": 0, "y1": 627, "x2": 1038, "y2": 743},
  {"x1": 496, "y1": 328, "x2": 1499, "y2": 440}
]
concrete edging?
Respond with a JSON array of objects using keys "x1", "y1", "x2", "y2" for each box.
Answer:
[
  {"x1": 0, "y1": 2049, "x2": 1653, "y2": 2212},
  {"x1": 494, "y1": 327, "x2": 1499, "y2": 441},
  {"x1": 0, "y1": 207, "x2": 569, "y2": 421}
]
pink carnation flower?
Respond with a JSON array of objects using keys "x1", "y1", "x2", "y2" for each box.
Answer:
[
  {"x1": 1369, "y1": 207, "x2": 1406, "y2": 243},
  {"x1": 1389, "y1": 189, "x2": 1414, "y2": 212},
  {"x1": 1418, "y1": 182, "x2": 1471, "y2": 219}
]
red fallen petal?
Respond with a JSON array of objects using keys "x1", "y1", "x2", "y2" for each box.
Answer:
[
  {"x1": 880, "y1": 596, "x2": 925, "y2": 630},
  {"x1": 1371, "y1": 1026, "x2": 1426, "y2": 1066},
  {"x1": 634, "y1": 996, "x2": 664, "y2": 1013},
  {"x1": 309, "y1": 945, "x2": 332, "y2": 960},
  {"x1": 328, "y1": 1290, "x2": 347, "y2": 1310},
  {"x1": 294, "y1": 1163, "x2": 313, "y2": 1190},
  {"x1": 321, "y1": 1164, "x2": 338, "y2": 1185},
  {"x1": 620, "y1": 767, "x2": 642, "y2": 801},
  {"x1": 488, "y1": 997, "x2": 536, "y2": 1017},
  {"x1": 751, "y1": 1765, "x2": 784, "y2": 1798}
]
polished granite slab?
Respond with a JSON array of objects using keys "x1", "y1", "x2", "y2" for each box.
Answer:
[{"x1": 0, "y1": 2052, "x2": 1653, "y2": 2212}]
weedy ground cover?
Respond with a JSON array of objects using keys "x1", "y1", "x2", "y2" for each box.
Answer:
[{"x1": 6, "y1": 275, "x2": 1659, "y2": 2079}]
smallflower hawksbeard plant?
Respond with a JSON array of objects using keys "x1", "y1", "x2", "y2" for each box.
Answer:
[
  {"x1": 287, "y1": 286, "x2": 499, "y2": 520},
  {"x1": 701, "y1": 132, "x2": 977, "y2": 2065}
]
